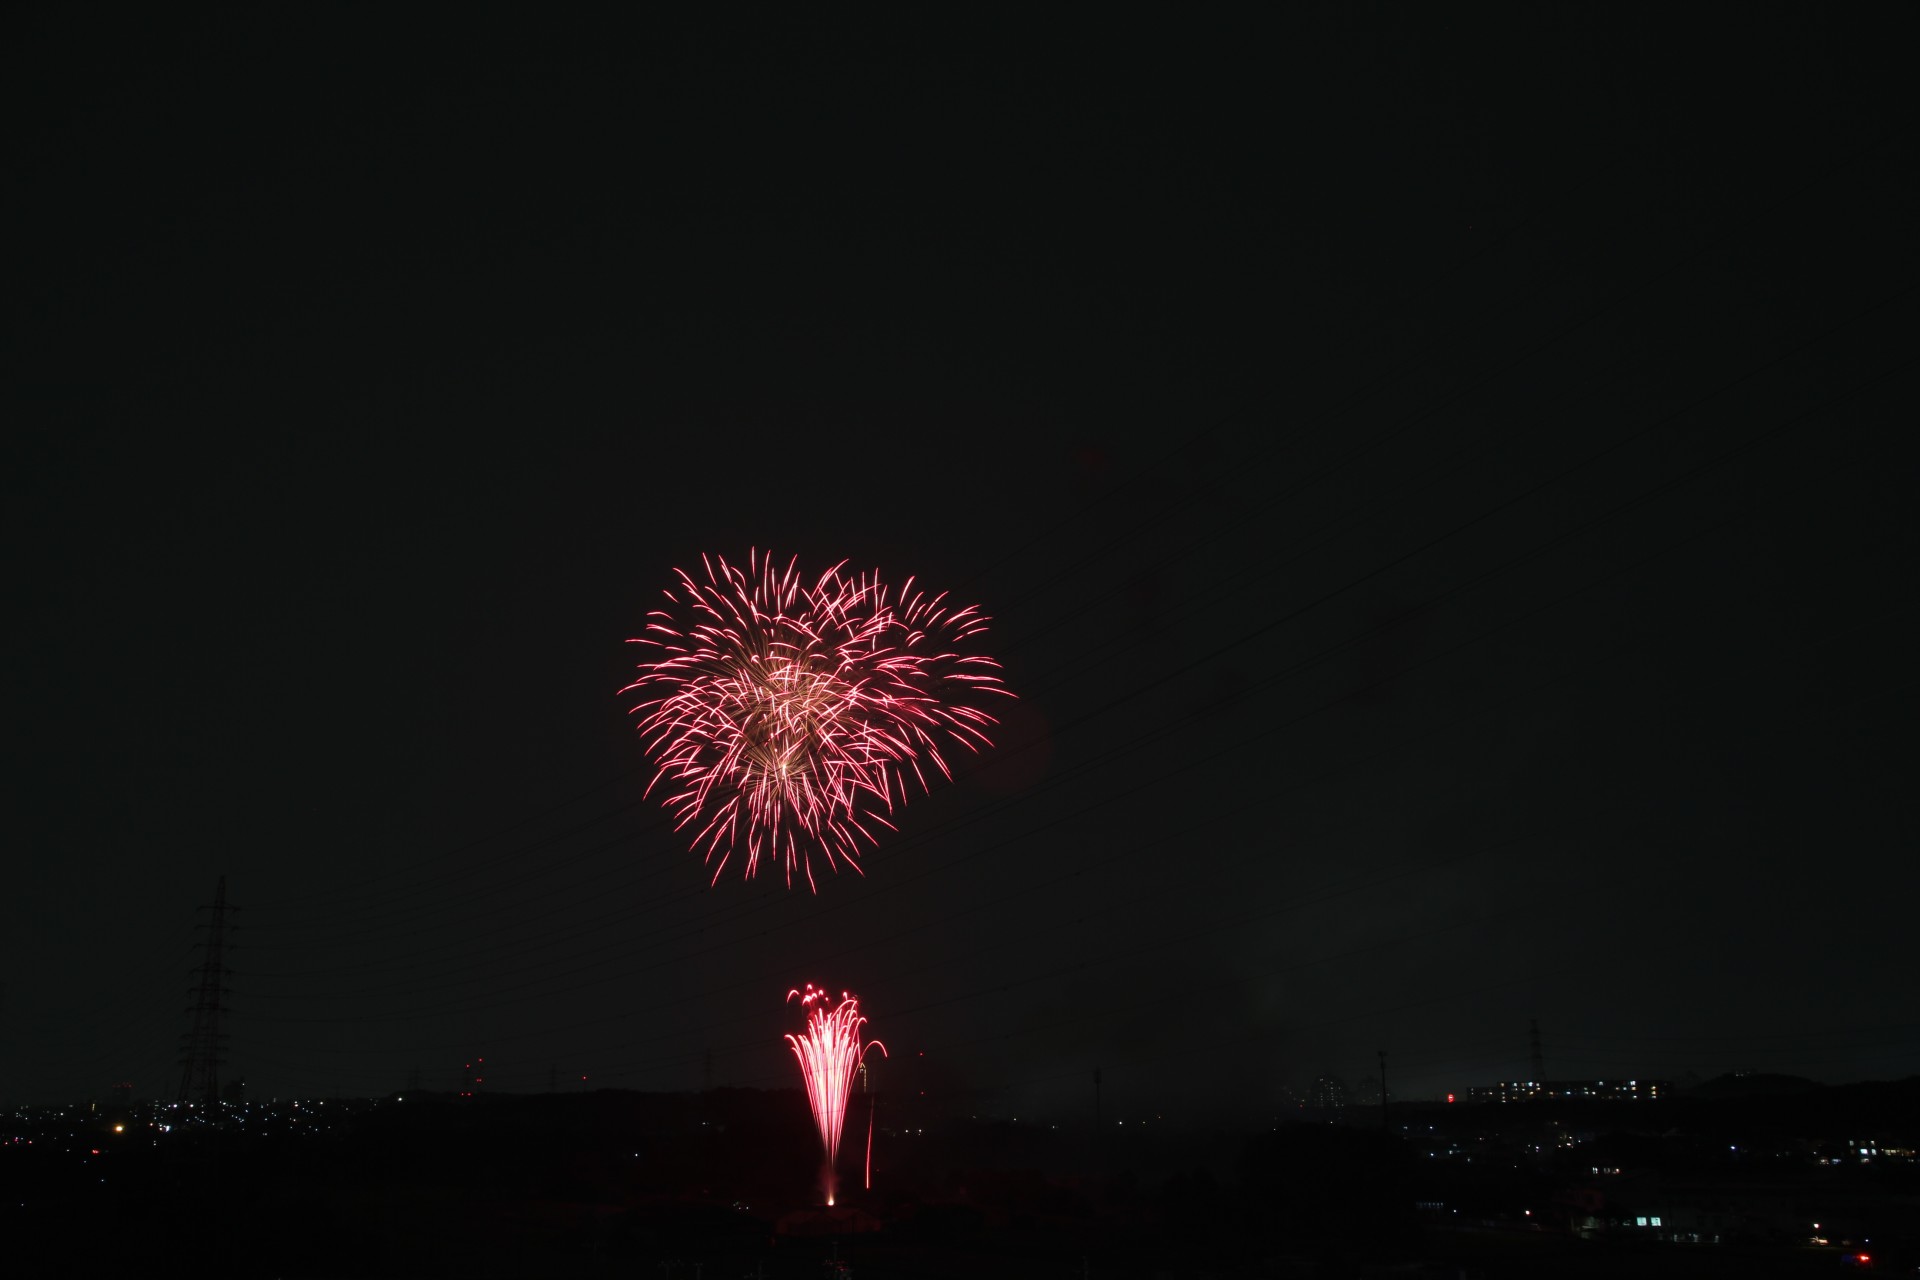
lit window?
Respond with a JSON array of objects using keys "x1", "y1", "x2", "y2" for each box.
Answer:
[
  {"x1": 1636, "y1": 1217, "x2": 1647, "y2": 1227},
  {"x1": 1651, "y1": 1216, "x2": 1662, "y2": 1227}
]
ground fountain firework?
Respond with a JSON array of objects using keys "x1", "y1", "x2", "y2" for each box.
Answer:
[
  {"x1": 784, "y1": 984, "x2": 885, "y2": 1206},
  {"x1": 622, "y1": 550, "x2": 1009, "y2": 888}
]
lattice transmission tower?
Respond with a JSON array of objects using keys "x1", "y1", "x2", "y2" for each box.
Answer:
[{"x1": 177, "y1": 876, "x2": 237, "y2": 1104}]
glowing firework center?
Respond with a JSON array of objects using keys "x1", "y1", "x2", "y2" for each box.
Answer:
[
  {"x1": 785, "y1": 985, "x2": 886, "y2": 1206},
  {"x1": 624, "y1": 550, "x2": 1008, "y2": 889}
]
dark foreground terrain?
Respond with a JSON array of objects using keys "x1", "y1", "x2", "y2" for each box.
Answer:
[{"x1": 7, "y1": 1082, "x2": 1916, "y2": 1278}]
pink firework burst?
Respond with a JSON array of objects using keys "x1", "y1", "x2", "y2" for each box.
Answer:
[
  {"x1": 621, "y1": 550, "x2": 1009, "y2": 888},
  {"x1": 785, "y1": 984, "x2": 886, "y2": 1205}
]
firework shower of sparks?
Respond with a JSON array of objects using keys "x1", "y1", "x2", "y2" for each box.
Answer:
[
  {"x1": 622, "y1": 550, "x2": 1009, "y2": 889},
  {"x1": 785, "y1": 984, "x2": 886, "y2": 1206}
]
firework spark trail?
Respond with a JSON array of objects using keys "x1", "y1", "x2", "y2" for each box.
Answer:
[
  {"x1": 785, "y1": 984, "x2": 886, "y2": 1206},
  {"x1": 622, "y1": 550, "x2": 1009, "y2": 888}
]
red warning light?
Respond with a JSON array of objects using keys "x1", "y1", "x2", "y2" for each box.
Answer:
[{"x1": 1447, "y1": 1093, "x2": 1456, "y2": 1104}]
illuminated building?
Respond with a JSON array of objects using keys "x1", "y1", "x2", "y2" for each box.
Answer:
[
  {"x1": 1309, "y1": 1074, "x2": 1349, "y2": 1113},
  {"x1": 1465, "y1": 1079, "x2": 1668, "y2": 1103}
]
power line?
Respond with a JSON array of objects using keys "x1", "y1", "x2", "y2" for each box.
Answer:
[{"x1": 232, "y1": 340, "x2": 1912, "y2": 1065}]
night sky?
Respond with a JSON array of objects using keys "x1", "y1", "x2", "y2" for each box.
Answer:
[{"x1": 8, "y1": 11, "x2": 1916, "y2": 1116}]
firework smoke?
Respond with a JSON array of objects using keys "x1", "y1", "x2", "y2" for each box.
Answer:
[
  {"x1": 622, "y1": 550, "x2": 1008, "y2": 888},
  {"x1": 785, "y1": 984, "x2": 886, "y2": 1206}
]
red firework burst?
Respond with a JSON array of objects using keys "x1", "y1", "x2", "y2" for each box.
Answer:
[
  {"x1": 621, "y1": 550, "x2": 1008, "y2": 888},
  {"x1": 785, "y1": 984, "x2": 885, "y2": 1205}
]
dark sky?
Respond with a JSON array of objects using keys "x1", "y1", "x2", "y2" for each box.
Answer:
[{"x1": 7, "y1": 11, "x2": 1916, "y2": 1116}]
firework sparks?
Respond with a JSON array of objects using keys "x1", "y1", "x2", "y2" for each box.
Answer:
[
  {"x1": 622, "y1": 549, "x2": 1008, "y2": 888},
  {"x1": 785, "y1": 984, "x2": 886, "y2": 1206}
]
